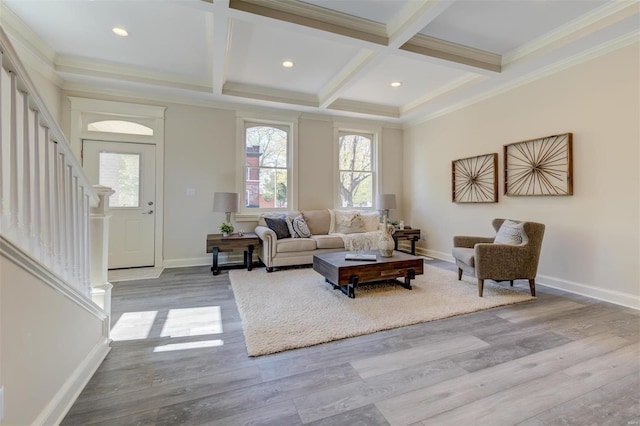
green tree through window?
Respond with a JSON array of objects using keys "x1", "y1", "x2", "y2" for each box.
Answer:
[
  {"x1": 245, "y1": 125, "x2": 289, "y2": 209},
  {"x1": 339, "y1": 133, "x2": 373, "y2": 208}
]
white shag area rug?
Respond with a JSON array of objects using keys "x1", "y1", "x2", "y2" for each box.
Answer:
[{"x1": 229, "y1": 264, "x2": 535, "y2": 356}]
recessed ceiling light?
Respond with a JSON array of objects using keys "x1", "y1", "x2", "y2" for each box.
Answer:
[
  {"x1": 391, "y1": 81, "x2": 402, "y2": 88},
  {"x1": 112, "y1": 27, "x2": 128, "y2": 37},
  {"x1": 282, "y1": 60, "x2": 294, "y2": 68}
]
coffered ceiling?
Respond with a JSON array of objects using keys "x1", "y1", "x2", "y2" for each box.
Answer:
[{"x1": 2, "y1": 0, "x2": 638, "y2": 124}]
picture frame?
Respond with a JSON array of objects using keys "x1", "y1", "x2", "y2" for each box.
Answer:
[
  {"x1": 451, "y1": 153, "x2": 498, "y2": 203},
  {"x1": 504, "y1": 133, "x2": 573, "y2": 196}
]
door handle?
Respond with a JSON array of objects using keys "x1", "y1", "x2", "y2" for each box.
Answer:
[{"x1": 141, "y1": 210, "x2": 154, "y2": 215}]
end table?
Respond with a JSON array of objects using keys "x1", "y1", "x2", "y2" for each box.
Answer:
[
  {"x1": 393, "y1": 228, "x2": 420, "y2": 255},
  {"x1": 206, "y1": 233, "x2": 259, "y2": 275}
]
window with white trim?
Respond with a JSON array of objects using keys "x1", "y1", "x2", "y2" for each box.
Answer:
[
  {"x1": 243, "y1": 123, "x2": 292, "y2": 210},
  {"x1": 337, "y1": 131, "x2": 376, "y2": 208}
]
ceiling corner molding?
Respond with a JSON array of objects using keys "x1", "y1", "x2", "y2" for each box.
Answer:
[
  {"x1": 401, "y1": 34, "x2": 502, "y2": 73},
  {"x1": 328, "y1": 99, "x2": 400, "y2": 118},
  {"x1": 401, "y1": 73, "x2": 486, "y2": 116},
  {"x1": 56, "y1": 56, "x2": 213, "y2": 93},
  {"x1": 0, "y1": 3, "x2": 57, "y2": 63},
  {"x1": 502, "y1": 0, "x2": 640, "y2": 68},
  {"x1": 223, "y1": 81, "x2": 319, "y2": 107},
  {"x1": 407, "y1": 30, "x2": 640, "y2": 129},
  {"x1": 229, "y1": 0, "x2": 388, "y2": 45}
]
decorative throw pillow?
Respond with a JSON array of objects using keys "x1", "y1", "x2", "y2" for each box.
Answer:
[
  {"x1": 494, "y1": 220, "x2": 528, "y2": 246},
  {"x1": 292, "y1": 216, "x2": 312, "y2": 238},
  {"x1": 360, "y1": 211, "x2": 381, "y2": 232},
  {"x1": 264, "y1": 216, "x2": 290, "y2": 239},
  {"x1": 336, "y1": 213, "x2": 367, "y2": 234},
  {"x1": 285, "y1": 216, "x2": 299, "y2": 238}
]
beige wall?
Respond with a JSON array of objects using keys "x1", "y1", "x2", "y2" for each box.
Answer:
[
  {"x1": 162, "y1": 111, "x2": 403, "y2": 265},
  {"x1": 0, "y1": 256, "x2": 106, "y2": 425},
  {"x1": 403, "y1": 43, "x2": 640, "y2": 307},
  {"x1": 163, "y1": 104, "x2": 237, "y2": 263}
]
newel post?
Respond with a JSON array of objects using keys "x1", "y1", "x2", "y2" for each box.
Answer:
[{"x1": 90, "y1": 185, "x2": 115, "y2": 323}]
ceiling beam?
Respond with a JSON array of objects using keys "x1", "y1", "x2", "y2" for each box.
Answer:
[
  {"x1": 211, "y1": 0, "x2": 230, "y2": 95},
  {"x1": 229, "y1": 0, "x2": 388, "y2": 45},
  {"x1": 387, "y1": 0, "x2": 452, "y2": 49}
]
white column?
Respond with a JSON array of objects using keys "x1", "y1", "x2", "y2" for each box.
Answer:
[{"x1": 90, "y1": 185, "x2": 115, "y2": 326}]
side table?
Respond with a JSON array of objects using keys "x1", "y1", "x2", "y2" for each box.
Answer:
[
  {"x1": 206, "y1": 233, "x2": 259, "y2": 275},
  {"x1": 393, "y1": 228, "x2": 420, "y2": 255}
]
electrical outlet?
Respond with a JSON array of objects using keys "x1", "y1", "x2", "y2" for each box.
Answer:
[
  {"x1": 0, "y1": 386, "x2": 4, "y2": 421},
  {"x1": 186, "y1": 188, "x2": 196, "y2": 197}
]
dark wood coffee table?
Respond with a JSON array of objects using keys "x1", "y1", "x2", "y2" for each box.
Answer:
[{"x1": 313, "y1": 251, "x2": 424, "y2": 299}]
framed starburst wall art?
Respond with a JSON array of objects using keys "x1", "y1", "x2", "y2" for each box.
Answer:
[
  {"x1": 451, "y1": 153, "x2": 498, "y2": 203},
  {"x1": 504, "y1": 133, "x2": 573, "y2": 196}
]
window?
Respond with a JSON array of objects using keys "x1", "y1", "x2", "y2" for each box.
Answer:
[
  {"x1": 88, "y1": 120, "x2": 153, "y2": 136},
  {"x1": 338, "y1": 132, "x2": 375, "y2": 208},
  {"x1": 244, "y1": 123, "x2": 291, "y2": 210},
  {"x1": 98, "y1": 151, "x2": 141, "y2": 208}
]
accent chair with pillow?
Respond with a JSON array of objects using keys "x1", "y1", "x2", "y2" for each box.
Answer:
[{"x1": 452, "y1": 218, "x2": 545, "y2": 297}]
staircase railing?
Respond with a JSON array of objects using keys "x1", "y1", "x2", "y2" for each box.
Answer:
[{"x1": 0, "y1": 24, "x2": 101, "y2": 300}]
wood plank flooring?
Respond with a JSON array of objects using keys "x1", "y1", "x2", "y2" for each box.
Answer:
[{"x1": 62, "y1": 260, "x2": 640, "y2": 425}]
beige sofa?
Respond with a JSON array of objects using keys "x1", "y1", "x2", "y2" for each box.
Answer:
[{"x1": 254, "y1": 209, "x2": 380, "y2": 272}]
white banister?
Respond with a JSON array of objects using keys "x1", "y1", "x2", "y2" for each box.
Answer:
[
  {"x1": 0, "y1": 24, "x2": 103, "y2": 304},
  {"x1": 90, "y1": 185, "x2": 115, "y2": 321}
]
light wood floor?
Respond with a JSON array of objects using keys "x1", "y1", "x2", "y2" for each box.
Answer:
[{"x1": 62, "y1": 260, "x2": 640, "y2": 425}]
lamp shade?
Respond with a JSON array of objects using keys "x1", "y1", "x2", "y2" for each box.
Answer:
[
  {"x1": 378, "y1": 194, "x2": 396, "y2": 210},
  {"x1": 213, "y1": 192, "x2": 238, "y2": 213}
]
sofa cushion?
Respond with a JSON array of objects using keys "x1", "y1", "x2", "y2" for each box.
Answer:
[
  {"x1": 293, "y1": 216, "x2": 312, "y2": 237},
  {"x1": 494, "y1": 219, "x2": 529, "y2": 246},
  {"x1": 258, "y1": 211, "x2": 301, "y2": 227},
  {"x1": 264, "y1": 216, "x2": 290, "y2": 239},
  {"x1": 311, "y1": 234, "x2": 344, "y2": 249},
  {"x1": 301, "y1": 209, "x2": 331, "y2": 235},
  {"x1": 452, "y1": 247, "x2": 475, "y2": 267},
  {"x1": 276, "y1": 238, "x2": 317, "y2": 253}
]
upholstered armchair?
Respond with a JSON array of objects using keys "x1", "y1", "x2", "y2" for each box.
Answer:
[{"x1": 452, "y1": 218, "x2": 545, "y2": 297}]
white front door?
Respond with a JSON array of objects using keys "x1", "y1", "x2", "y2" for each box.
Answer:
[{"x1": 83, "y1": 140, "x2": 156, "y2": 269}]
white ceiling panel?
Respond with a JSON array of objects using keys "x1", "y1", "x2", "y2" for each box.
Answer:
[
  {"x1": 339, "y1": 54, "x2": 471, "y2": 107},
  {"x1": 5, "y1": 0, "x2": 212, "y2": 80},
  {"x1": 420, "y1": 0, "x2": 610, "y2": 55},
  {"x1": 226, "y1": 19, "x2": 362, "y2": 93}
]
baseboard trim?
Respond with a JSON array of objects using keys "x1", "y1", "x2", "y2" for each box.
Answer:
[
  {"x1": 537, "y1": 273, "x2": 640, "y2": 310},
  {"x1": 34, "y1": 330, "x2": 111, "y2": 425},
  {"x1": 419, "y1": 247, "x2": 638, "y2": 310}
]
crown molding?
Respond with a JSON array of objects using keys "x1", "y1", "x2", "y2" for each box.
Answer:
[
  {"x1": 0, "y1": 3, "x2": 57, "y2": 64},
  {"x1": 401, "y1": 34, "x2": 502, "y2": 73},
  {"x1": 406, "y1": 31, "x2": 639, "y2": 129},
  {"x1": 328, "y1": 99, "x2": 400, "y2": 118},
  {"x1": 229, "y1": 0, "x2": 388, "y2": 45},
  {"x1": 223, "y1": 81, "x2": 319, "y2": 107},
  {"x1": 56, "y1": 56, "x2": 213, "y2": 93},
  {"x1": 401, "y1": 73, "x2": 486, "y2": 115},
  {"x1": 503, "y1": 0, "x2": 640, "y2": 67}
]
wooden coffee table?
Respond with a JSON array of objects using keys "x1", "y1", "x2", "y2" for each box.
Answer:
[{"x1": 313, "y1": 251, "x2": 424, "y2": 299}]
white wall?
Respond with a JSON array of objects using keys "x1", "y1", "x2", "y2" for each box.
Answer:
[
  {"x1": 0, "y1": 255, "x2": 107, "y2": 425},
  {"x1": 403, "y1": 43, "x2": 640, "y2": 308}
]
